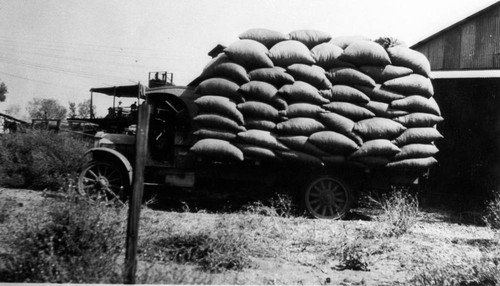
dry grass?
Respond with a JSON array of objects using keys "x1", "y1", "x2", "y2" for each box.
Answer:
[{"x1": 1, "y1": 187, "x2": 500, "y2": 284}]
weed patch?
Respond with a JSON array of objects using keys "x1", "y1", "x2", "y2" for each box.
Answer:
[
  {"x1": 484, "y1": 190, "x2": 500, "y2": 231},
  {"x1": 0, "y1": 190, "x2": 126, "y2": 283},
  {"x1": 0, "y1": 130, "x2": 91, "y2": 190},
  {"x1": 141, "y1": 217, "x2": 251, "y2": 273},
  {"x1": 371, "y1": 186, "x2": 420, "y2": 237}
]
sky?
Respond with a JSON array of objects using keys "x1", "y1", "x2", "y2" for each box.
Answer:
[{"x1": 0, "y1": 0, "x2": 498, "y2": 118}]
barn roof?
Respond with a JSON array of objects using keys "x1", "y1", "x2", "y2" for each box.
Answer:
[{"x1": 411, "y1": 1, "x2": 500, "y2": 49}]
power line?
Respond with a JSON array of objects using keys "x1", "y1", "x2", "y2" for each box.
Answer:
[
  {"x1": 0, "y1": 56, "x2": 138, "y2": 82},
  {"x1": 0, "y1": 36, "x2": 208, "y2": 61},
  {"x1": 0, "y1": 71, "x2": 82, "y2": 91}
]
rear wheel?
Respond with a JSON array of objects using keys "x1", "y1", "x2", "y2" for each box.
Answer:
[
  {"x1": 304, "y1": 176, "x2": 353, "y2": 219},
  {"x1": 77, "y1": 160, "x2": 130, "y2": 206}
]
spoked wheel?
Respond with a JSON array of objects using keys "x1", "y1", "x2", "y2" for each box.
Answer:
[
  {"x1": 78, "y1": 160, "x2": 129, "y2": 206},
  {"x1": 304, "y1": 176, "x2": 353, "y2": 219}
]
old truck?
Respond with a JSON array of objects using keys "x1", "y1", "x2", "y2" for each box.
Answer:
[{"x1": 77, "y1": 72, "x2": 425, "y2": 219}]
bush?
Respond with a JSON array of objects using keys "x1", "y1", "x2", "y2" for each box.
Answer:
[
  {"x1": 371, "y1": 186, "x2": 420, "y2": 237},
  {"x1": 0, "y1": 130, "x2": 91, "y2": 190},
  {"x1": 141, "y1": 219, "x2": 251, "y2": 273},
  {"x1": 0, "y1": 190, "x2": 126, "y2": 283},
  {"x1": 484, "y1": 190, "x2": 500, "y2": 231},
  {"x1": 408, "y1": 251, "x2": 500, "y2": 286},
  {"x1": 242, "y1": 193, "x2": 297, "y2": 218}
]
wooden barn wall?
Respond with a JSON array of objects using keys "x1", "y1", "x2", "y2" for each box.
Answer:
[
  {"x1": 428, "y1": 78, "x2": 500, "y2": 207},
  {"x1": 413, "y1": 5, "x2": 500, "y2": 70}
]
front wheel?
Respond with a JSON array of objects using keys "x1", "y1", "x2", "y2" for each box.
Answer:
[
  {"x1": 304, "y1": 176, "x2": 353, "y2": 219},
  {"x1": 77, "y1": 160, "x2": 130, "y2": 205}
]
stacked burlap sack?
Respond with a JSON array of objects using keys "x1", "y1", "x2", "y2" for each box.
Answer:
[{"x1": 190, "y1": 29, "x2": 443, "y2": 170}]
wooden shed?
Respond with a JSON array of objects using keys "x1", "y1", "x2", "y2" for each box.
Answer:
[{"x1": 411, "y1": 1, "x2": 500, "y2": 206}]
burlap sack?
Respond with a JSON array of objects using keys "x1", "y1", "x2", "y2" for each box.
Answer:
[
  {"x1": 244, "y1": 118, "x2": 277, "y2": 131},
  {"x1": 195, "y1": 78, "x2": 244, "y2": 103},
  {"x1": 338, "y1": 40, "x2": 391, "y2": 66},
  {"x1": 319, "y1": 85, "x2": 370, "y2": 104},
  {"x1": 238, "y1": 81, "x2": 280, "y2": 106},
  {"x1": 349, "y1": 139, "x2": 401, "y2": 157},
  {"x1": 275, "y1": 150, "x2": 324, "y2": 166},
  {"x1": 234, "y1": 143, "x2": 281, "y2": 161},
  {"x1": 391, "y1": 127, "x2": 444, "y2": 146},
  {"x1": 190, "y1": 138, "x2": 244, "y2": 161},
  {"x1": 393, "y1": 113, "x2": 444, "y2": 128},
  {"x1": 278, "y1": 81, "x2": 329, "y2": 104},
  {"x1": 194, "y1": 95, "x2": 244, "y2": 124},
  {"x1": 237, "y1": 129, "x2": 290, "y2": 150},
  {"x1": 276, "y1": 117, "x2": 326, "y2": 136},
  {"x1": 286, "y1": 64, "x2": 332, "y2": 89},
  {"x1": 193, "y1": 114, "x2": 246, "y2": 133},
  {"x1": 326, "y1": 67, "x2": 376, "y2": 87},
  {"x1": 239, "y1": 28, "x2": 289, "y2": 49},
  {"x1": 365, "y1": 101, "x2": 409, "y2": 118},
  {"x1": 387, "y1": 45, "x2": 432, "y2": 78},
  {"x1": 393, "y1": 143, "x2": 439, "y2": 160},
  {"x1": 224, "y1": 39, "x2": 274, "y2": 69},
  {"x1": 199, "y1": 53, "x2": 250, "y2": 84},
  {"x1": 317, "y1": 111, "x2": 355, "y2": 134},
  {"x1": 193, "y1": 128, "x2": 237, "y2": 141},
  {"x1": 353, "y1": 117, "x2": 407, "y2": 139},
  {"x1": 308, "y1": 131, "x2": 359, "y2": 154},
  {"x1": 269, "y1": 40, "x2": 316, "y2": 67},
  {"x1": 350, "y1": 156, "x2": 390, "y2": 167},
  {"x1": 386, "y1": 157, "x2": 438, "y2": 169},
  {"x1": 359, "y1": 65, "x2": 413, "y2": 83},
  {"x1": 355, "y1": 84, "x2": 405, "y2": 103},
  {"x1": 248, "y1": 67, "x2": 295, "y2": 86},
  {"x1": 278, "y1": 135, "x2": 330, "y2": 156},
  {"x1": 390, "y1": 95, "x2": 441, "y2": 116},
  {"x1": 280, "y1": 103, "x2": 325, "y2": 119},
  {"x1": 237, "y1": 101, "x2": 280, "y2": 121},
  {"x1": 330, "y1": 35, "x2": 371, "y2": 49},
  {"x1": 311, "y1": 43, "x2": 353, "y2": 69},
  {"x1": 383, "y1": 74, "x2": 434, "y2": 98},
  {"x1": 322, "y1": 102, "x2": 375, "y2": 121},
  {"x1": 288, "y1": 29, "x2": 332, "y2": 49}
]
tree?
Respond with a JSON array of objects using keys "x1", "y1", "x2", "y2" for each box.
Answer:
[
  {"x1": 68, "y1": 102, "x2": 77, "y2": 118},
  {"x1": 77, "y1": 99, "x2": 95, "y2": 118},
  {"x1": 26, "y1": 98, "x2": 67, "y2": 120},
  {"x1": 0, "y1": 80, "x2": 7, "y2": 102},
  {"x1": 4, "y1": 104, "x2": 21, "y2": 117}
]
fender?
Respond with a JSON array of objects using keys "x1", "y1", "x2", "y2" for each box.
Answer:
[{"x1": 83, "y1": 147, "x2": 133, "y2": 185}]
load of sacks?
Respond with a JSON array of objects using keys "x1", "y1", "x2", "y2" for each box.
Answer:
[{"x1": 190, "y1": 29, "x2": 443, "y2": 170}]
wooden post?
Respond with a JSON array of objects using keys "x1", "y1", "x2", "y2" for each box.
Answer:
[
  {"x1": 124, "y1": 102, "x2": 151, "y2": 284},
  {"x1": 90, "y1": 91, "x2": 94, "y2": 119}
]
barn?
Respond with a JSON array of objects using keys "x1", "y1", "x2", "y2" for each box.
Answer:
[{"x1": 411, "y1": 1, "x2": 500, "y2": 207}]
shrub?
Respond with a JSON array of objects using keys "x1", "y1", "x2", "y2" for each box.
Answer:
[
  {"x1": 372, "y1": 186, "x2": 420, "y2": 237},
  {"x1": 0, "y1": 190, "x2": 126, "y2": 283},
  {"x1": 335, "y1": 239, "x2": 370, "y2": 271},
  {"x1": 483, "y1": 190, "x2": 500, "y2": 231},
  {"x1": 141, "y1": 217, "x2": 251, "y2": 273},
  {"x1": 242, "y1": 193, "x2": 297, "y2": 218},
  {"x1": 408, "y1": 251, "x2": 500, "y2": 286},
  {"x1": 0, "y1": 130, "x2": 91, "y2": 190}
]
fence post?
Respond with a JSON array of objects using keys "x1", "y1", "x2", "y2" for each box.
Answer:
[{"x1": 124, "y1": 102, "x2": 151, "y2": 284}]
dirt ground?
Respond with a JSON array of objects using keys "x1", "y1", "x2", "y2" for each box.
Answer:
[{"x1": 0, "y1": 187, "x2": 497, "y2": 285}]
